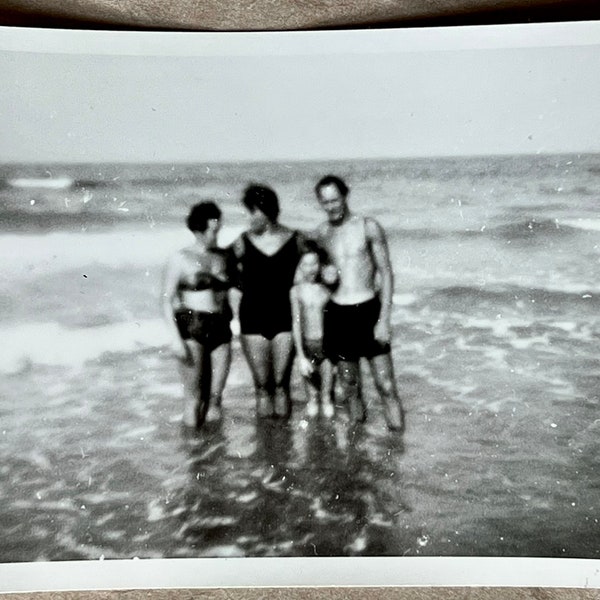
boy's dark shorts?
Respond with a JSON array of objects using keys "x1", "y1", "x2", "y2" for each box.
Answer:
[{"x1": 322, "y1": 296, "x2": 391, "y2": 363}]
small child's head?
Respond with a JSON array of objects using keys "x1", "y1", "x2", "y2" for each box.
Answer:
[{"x1": 297, "y1": 251, "x2": 321, "y2": 283}]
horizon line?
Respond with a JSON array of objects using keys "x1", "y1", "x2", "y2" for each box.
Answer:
[{"x1": 1, "y1": 150, "x2": 599, "y2": 166}]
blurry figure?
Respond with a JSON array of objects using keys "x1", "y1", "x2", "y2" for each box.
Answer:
[
  {"x1": 314, "y1": 175, "x2": 404, "y2": 431},
  {"x1": 162, "y1": 202, "x2": 234, "y2": 429},
  {"x1": 230, "y1": 184, "x2": 308, "y2": 419},
  {"x1": 290, "y1": 249, "x2": 335, "y2": 418}
]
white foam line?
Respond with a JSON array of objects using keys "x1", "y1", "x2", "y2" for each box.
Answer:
[
  {"x1": 0, "y1": 225, "x2": 243, "y2": 277},
  {"x1": 559, "y1": 217, "x2": 600, "y2": 233},
  {"x1": 0, "y1": 318, "x2": 169, "y2": 374}
]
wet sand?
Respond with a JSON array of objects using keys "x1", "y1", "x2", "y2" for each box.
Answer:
[{"x1": 1, "y1": 333, "x2": 598, "y2": 561}]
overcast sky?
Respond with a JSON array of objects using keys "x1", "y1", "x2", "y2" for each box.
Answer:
[{"x1": 1, "y1": 29, "x2": 600, "y2": 163}]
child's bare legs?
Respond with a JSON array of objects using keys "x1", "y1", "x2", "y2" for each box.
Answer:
[
  {"x1": 304, "y1": 376, "x2": 320, "y2": 417},
  {"x1": 298, "y1": 353, "x2": 319, "y2": 417},
  {"x1": 205, "y1": 342, "x2": 231, "y2": 422},
  {"x1": 303, "y1": 359, "x2": 335, "y2": 418},
  {"x1": 320, "y1": 359, "x2": 335, "y2": 418}
]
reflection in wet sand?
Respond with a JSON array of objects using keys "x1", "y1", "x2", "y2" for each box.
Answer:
[
  {"x1": 1, "y1": 330, "x2": 599, "y2": 560},
  {"x1": 163, "y1": 408, "x2": 409, "y2": 557}
]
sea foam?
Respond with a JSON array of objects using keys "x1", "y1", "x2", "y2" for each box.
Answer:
[
  {"x1": 558, "y1": 217, "x2": 600, "y2": 233},
  {"x1": 0, "y1": 318, "x2": 169, "y2": 375},
  {"x1": 0, "y1": 225, "x2": 244, "y2": 279}
]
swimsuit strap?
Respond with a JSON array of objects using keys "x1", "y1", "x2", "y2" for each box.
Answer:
[{"x1": 242, "y1": 230, "x2": 297, "y2": 259}]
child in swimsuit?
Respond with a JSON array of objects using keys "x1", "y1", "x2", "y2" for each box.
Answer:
[{"x1": 290, "y1": 250, "x2": 335, "y2": 418}]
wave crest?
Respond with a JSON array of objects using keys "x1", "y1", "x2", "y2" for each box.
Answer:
[{"x1": 0, "y1": 319, "x2": 170, "y2": 375}]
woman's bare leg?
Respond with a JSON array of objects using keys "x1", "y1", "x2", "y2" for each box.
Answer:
[
  {"x1": 179, "y1": 341, "x2": 207, "y2": 428},
  {"x1": 241, "y1": 334, "x2": 273, "y2": 417},
  {"x1": 271, "y1": 332, "x2": 294, "y2": 418},
  {"x1": 205, "y1": 342, "x2": 231, "y2": 421}
]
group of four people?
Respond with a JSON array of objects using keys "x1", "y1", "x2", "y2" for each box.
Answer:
[{"x1": 162, "y1": 175, "x2": 404, "y2": 432}]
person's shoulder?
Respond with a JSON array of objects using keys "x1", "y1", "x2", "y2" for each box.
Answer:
[
  {"x1": 363, "y1": 215, "x2": 385, "y2": 239},
  {"x1": 173, "y1": 245, "x2": 192, "y2": 261},
  {"x1": 314, "y1": 220, "x2": 331, "y2": 239},
  {"x1": 279, "y1": 225, "x2": 302, "y2": 245},
  {"x1": 229, "y1": 233, "x2": 247, "y2": 257},
  {"x1": 165, "y1": 247, "x2": 188, "y2": 272},
  {"x1": 292, "y1": 228, "x2": 322, "y2": 253}
]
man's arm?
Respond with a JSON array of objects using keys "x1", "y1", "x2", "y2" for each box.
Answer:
[{"x1": 366, "y1": 217, "x2": 394, "y2": 343}]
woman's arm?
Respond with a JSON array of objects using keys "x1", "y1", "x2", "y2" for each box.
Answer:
[
  {"x1": 290, "y1": 287, "x2": 304, "y2": 358},
  {"x1": 161, "y1": 253, "x2": 189, "y2": 360},
  {"x1": 291, "y1": 286, "x2": 313, "y2": 376}
]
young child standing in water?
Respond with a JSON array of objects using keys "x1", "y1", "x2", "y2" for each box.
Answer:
[{"x1": 290, "y1": 250, "x2": 335, "y2": 418}]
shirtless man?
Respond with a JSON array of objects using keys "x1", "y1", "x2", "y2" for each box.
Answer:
[{"x1": 314, "y1": 175, "x2": 404, "y2": 431}]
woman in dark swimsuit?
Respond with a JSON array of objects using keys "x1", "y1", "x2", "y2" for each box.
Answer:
[
  {"x1": 162, "y1": 202, "x2": 234, "y2": 429},
  {"x1": 231, "y1": 184, "x2": 306, "y2": 419}
]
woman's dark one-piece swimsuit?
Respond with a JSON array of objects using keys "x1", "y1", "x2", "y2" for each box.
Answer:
[{"x1": 238, "y1": 231, "x2": 302, "y2": 340}]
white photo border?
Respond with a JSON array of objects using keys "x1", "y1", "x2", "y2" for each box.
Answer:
[
  {"x1": 1, "y1": 557, "x2": 600, "y2": 591},
  {"x1": 1, "y1": 21, "x2": 600, "y2": 592}
]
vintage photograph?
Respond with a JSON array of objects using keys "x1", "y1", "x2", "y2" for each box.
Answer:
[{"x1": 0, "y1": 23, "x2": 599, "y2": 577}]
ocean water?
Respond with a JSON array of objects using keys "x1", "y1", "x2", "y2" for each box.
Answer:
[{"x1": 0, "y1": 154, "x2": 599, "y2": 561}]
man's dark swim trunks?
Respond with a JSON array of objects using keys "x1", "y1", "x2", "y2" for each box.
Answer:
[
  {"x1": 175, "y1": 309, "x2": 232, "y2": 351},
  {"x1": 238, "y1": 232, "x2": 302, "y2": 340},
  {"x1": 323, "y1": 296, "x2": 391, "y2": 363}
]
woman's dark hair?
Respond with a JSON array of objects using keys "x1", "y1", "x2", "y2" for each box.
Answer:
[
  {"x1": 242, "y1": 184, "x2": 279, "y2": 223},
  {"x1": 315, "y1": 174, "x2": 349, "y2": 198},
  {"x1": 186, "y1": 201, "x2": 222, "y2": 232}
]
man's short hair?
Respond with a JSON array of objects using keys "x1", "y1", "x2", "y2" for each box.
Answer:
[
  {"x1": 242, "y1": 184, "x2": 280, "y2": 223},
  {"x1": 186, "y1": 201, "x2": 222, "y2": 233},
  {"x1": 315, "y1": 175, "x2": 349, "y2": 198}
]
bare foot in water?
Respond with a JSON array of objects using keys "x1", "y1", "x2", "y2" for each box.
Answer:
[
  {"x1": 273, "y1": 387, "x2": 291, "y2": 419},
  {"x1": 306, "y1": 400, "x2": 319, "y2": 418},
  {"x1": 306, "y1": 388, "x2": 319, "y2": 417},
  {"x1": 205, "y1": 397, "x2": 223, "y2": 423},
  {"x1": 384, "y1": 400, "x2": 404, "y2": 432},
  {"x1": 256, "y1": 390, "x2": 273, "y2": 418},
  {"x1": 348, "y1": 393, "x2": 367, "y2": 424},
  {"x1": 321, "y1": 398, "x2": 335, "y2": 418},
  {"x1": 183, "y1": 397, "x2": 207, "y2": 429}
]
